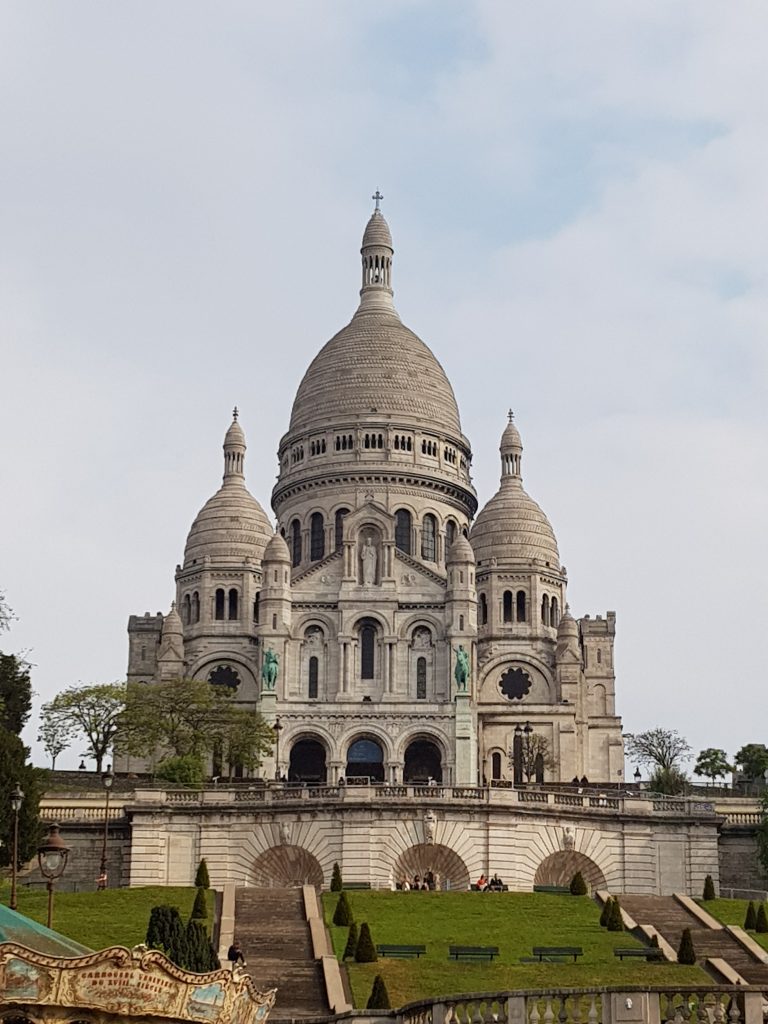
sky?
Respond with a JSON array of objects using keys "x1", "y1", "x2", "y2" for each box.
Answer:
[{"x1": 1, "y1": 1, "x2": 766, "y2": 772}]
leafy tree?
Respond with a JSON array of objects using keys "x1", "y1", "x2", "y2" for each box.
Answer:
[
  {"x1": 599, "y1": 897, "x2": 612, "y2": 927},
  {"x1": 156, "y1": 754, "x2": 204, "y2": 787},
  {"x1": 343, "y1": 922, "x2": 359, "y2": 960},
  {"x1": 570, "y1": 871, "x2": 588, "y2": 895},
  {"x1": 624, "y1": 728, "x2": 691, "y2": 771},
  {"x1": 648, "y1": 766, "x2": 689, "y2": 796},
  {"x1": 607, "y1": 897, "x2": 624, "y2": 932},
  {"x1": 195, "y1": 859, "x2": 210, "y2": 889},
  {"x1": 330, "y1": 862, "x2": 343, "y2": 892},
  {"x1": 734, "y1": 744, "x2": 768, "y2": 782},
  {"x1": 190, "y1": 888, "x2": 208, "y2": 922},
  {"x1": 37, "y1": 716, "x2": 77, "y2": 769},
  {"x1": 40, "y1": 682, "x2": 125, "y2": 771},
  {"x1": 677, "y1": 927, "x2": 696, "y2": 964},
  {"x1": 164, "y1": 907, "x2": 190, "y2": 969},
  {"x1": 0, "y1": 653, "x2": 32, "y2": 734},
  {"x1": 694, "y1": 748, "x2": 732, "y2": 785},
  {"x1": 702, "y1": 875, "x2": 716, "y2": 901},
  {"x1": 744, "y1": 901, "x2": 757, "y2": 930},
  {"x1": 333, "y1": 891, "x2": 352, "y2": 926},
  {"x1": 367, "y1": 974, "x2": 391, "y2": 1009},
  {"x1": 756, "y1": 903, "x2": 768, "y2": 934},
  {"x1": 355, "y1": 921, "x2": 377, "y2": 962},
  {"x1": 0, "y1": 731, "x2": 43, "y2": 867}
]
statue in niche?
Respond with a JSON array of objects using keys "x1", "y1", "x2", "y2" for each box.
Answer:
[
  {"x1": 413, "y1": 627, "x2": 432, "y2": 650},
  {"x1": 360, "y1": 535, "x2": 378, "y2": 585},
  {"x1": 305, "y1": 626, "x2": 323, "y2": 648},
  {"x1": 279, "y1": 821, "x2": 292, "y2": 845},
  {"x1": 262, "y1": 648, "x2": 279, "y2": 690},
  {"x1": 563, "y1": 826, "x2": 575, "y2": 851},
  {"x1": 454, "y1": 645, "x2": 470, "y2": 692},
  {"x1": 423, "y1": 809, "x2": 436, "y2": 844}
]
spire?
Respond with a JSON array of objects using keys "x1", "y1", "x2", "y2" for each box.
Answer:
[
  {"x1": 359, "y1": 191, "x2": 395, "y2": 311},
  {"x1": 500, "y1": 410, "x2": 523, "y2": 482},
  {"x1": 223, "y1": 409, "x2": 246, "y2": 484}
]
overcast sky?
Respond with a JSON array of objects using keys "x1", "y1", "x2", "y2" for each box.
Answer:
[{"x1": 1, "y1": 2, "x2": 766, "y2": 773}]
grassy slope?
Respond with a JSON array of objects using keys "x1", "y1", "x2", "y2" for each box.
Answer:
[
  {"x1": 700, "y1": 898, "x2": 768, "y2": 951},
  {"x1": 0, "y1": 884, "x2": 214, "y2": 951},
  {"x1": 323, "y1": 891, "x2": 707, "y2": 1007}
]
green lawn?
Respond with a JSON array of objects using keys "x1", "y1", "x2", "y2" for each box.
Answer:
[
  {"x1": 699, "y1": 898, "x2": 768, "y2": 952},
  {"x1": 322, "y1": 891, "x2": 708, "y2": 1007},
  {"x1": 0, "y1": 884, "x2": 214, "y2": 951}
]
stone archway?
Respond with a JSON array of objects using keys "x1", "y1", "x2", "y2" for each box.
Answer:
[
  {"x1": 289, "y1": 738, "x2": 327, "y2": 783},
  {"x1": 534, "y1": 851, "x2": 606, "y2": 891},
  {"x1": 403, "y1": 739, "x2": 443, "y2": 783},
  {"x1": 251, "y1": 845, "x2": 324, "y2": 887},
  {"x1": 346, "y1": 736, "x2": 385, "y2": 782},
  {"x1": 392, "y1": 843, "x2": 470, "y2": 891}
]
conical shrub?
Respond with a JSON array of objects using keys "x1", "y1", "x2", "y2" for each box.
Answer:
[
  {"x1": 599, "y1": 897, "x2": 613, "y2": 927},
  {"x1": 366, "y1": 974, "x2": 391, "y2": 1009},
  {"x1": 166, "y1": 907, "x2": 190, "y2": 969},
  {"x1": 570, "y1": 871, "x2": 588, "y2": 895},
  {"x1": 756, "y1": 903, "x2": 768, "y2": 933},
  {"x1": 330, "y1": 862, "x2": 343, "y2": 892},
  {"x1": 190, "y1": 887, "x2": 208, "y2": 922},
  {"x1": 607, "y1": 897, "x2": 624, "y2": 932},
  {"x1": 355, "y1": 922, "x2": 377, "y2": 963},
  {"x1": 343, "y1": 922, "x2": 359, "y2": 960},
  {"x1": 650, "y1": 933, "x2": 660, "y2": 947},
  {"x1": 744, "y1": 901, "x2": 757, "y2": 930},
  {"x1": 677, "y1": 927, "x2": 696, "y2": 965},
  {"x1": 702, "y1": 874, "x2": 716, "y2": 901},
  {"x1": 146, "y1": 906, "x2": 170, "y2": 951},
  {"x1": 195, "y1": 859, "x2": 210, "y2": 889},
  {"x1": 333, "y1": 891, "x2": 353, "y2": 926}
]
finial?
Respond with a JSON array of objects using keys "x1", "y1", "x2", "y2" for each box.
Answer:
[
  {"x1": 508, "y1": 409, "x2": 514, "y2": 422},
  {"x1": 372, "y1": 189, "x2": 383, "y2": 212},
  {"x1": 232, "y1": 406, "x2": 239, "y2": 421}
]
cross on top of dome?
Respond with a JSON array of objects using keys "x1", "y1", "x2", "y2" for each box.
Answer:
[{"x1": 372, "y1": 189, "x2": 383, "y2": 211}]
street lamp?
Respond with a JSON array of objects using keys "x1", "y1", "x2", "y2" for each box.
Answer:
[
  {"x1": 37, "y1": 823, "x2": 70, "y2": 929},
  {"x1": 272, "y1": 717, "x2": 283, "y2": 781},
  {"x1": 98, "y1": 765, "x2": 114, "y2": 890},
  {"x1": 634, "y1": 767, "x2": 642, "y2": 784},
  {"x1": 9, "y1": 782, "x2": 24, "y2": 911}
]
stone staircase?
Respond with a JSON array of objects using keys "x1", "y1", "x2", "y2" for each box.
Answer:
[
  {"x1": 234, "y1": 887, "x2": 328, "y2": 1019},
  {"x1": 619, "y1": 894, "x2": 768, "y2": 985}
]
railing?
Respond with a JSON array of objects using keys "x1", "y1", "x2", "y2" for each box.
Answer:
[
  {"x1": 39, "y1": 804, "x2": 126, "y2": 822},
  {"x1": 721, "y1": 812, "x2": 762, "y2": 825}
]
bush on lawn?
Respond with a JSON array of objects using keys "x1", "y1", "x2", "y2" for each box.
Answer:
[
  {"x1": 744, "y1": 901, "x2": 757, "y2": 930},
  {"x1": 355, "y1": 922, "x2": 377, "y2": 963},
  {"x1": 195, "y1": 859, "x2": 210, "y2": 889},
  {"x1": 607, "y1": 897, "x2": 624, "y2": 931},
  {"x1": 367, "y1": 974, "x2": 391, "y2": 1009},
  {"x1": 677, "y1": 927, "x2": 696, "y2": 965},
  {"x1": 330, "y1": 862, "x2": 343, "y2": 892},
  {"x1": 599, "y1": 897, "x2": 613, "y2": 927},
  {"x1": 756, "y1": 903, "x2": 768, "y2": 933},
  {"x1": 190, "y1": 888, "x2": 208, "y2": 922},
  {"x1": 570, "y1": 871, "x2": 588, "y2": 895},
  {"x1": 343, "y1": 923, "x2": 359, "y2": 960},
  {"x1": 702, "y1": 874, "x2": 716, "y2": 900},
  {"x1": 650, "y1": 933, "x2": 660, "y2": 947},
  {"x1": 333, "y1": 891, "x2": 353, "y2": 926}
]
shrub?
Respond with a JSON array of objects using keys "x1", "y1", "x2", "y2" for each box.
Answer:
[
  {"x1": 355, "y1": 922, "x2": 377, "y2": 963},
  {"x1": 366, "y1": 974, "x2": 391, "y2": 1009},
  {"x1": 186, "y1": 919, "x2": 220, "y2": 972},
  {"x1": 333, "y1": 891, "x2": 353, "y2": 927},
  {"x1": 330, "y1": 862, "x2": 343, "y2": 892},
  {"x1": 343, "y1": 922, "x2": 359, "y2": 960},
  {"x1": 190, "y1": 887, "x2": 208, "y2": 922},
  {"x1": 570, "y1": 871, "x2": 588, "y2": 895},
  {"x1": 677, "y1": 927, "x2": 696, "y2": 965},
  {"x1": 146, "y1": 905, "x2": 171, "y2": 951},
  {"x1": 155, "y1": 754, "x2": 204, "y2": 787},
  {"x1": 702, "y1": 874, "x2": 716, "y2": 901},
  {"x1": 195, "y1": 859, "x2": 210, "y2": 889},
  {"x1": 599, "y1": 897, "x2": 612, "y2": 927},
  {"x1": 756, "y1": 903, "x2": 768, "y2": 933},
  {"x1": 744, "y1": 901, "x2": 757, "y2": 930},
  {"x1": 607, "y1": 897, "x2": 624, "y2": 932}
]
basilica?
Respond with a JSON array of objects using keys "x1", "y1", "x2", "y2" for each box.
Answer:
[{"x1": 121, "y1": 201, "x2": 624, "y2": 788}]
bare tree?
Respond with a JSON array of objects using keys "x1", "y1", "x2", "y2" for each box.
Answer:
[{"x1": 625, "y1": 728, "x2": 691, "y2": 771}]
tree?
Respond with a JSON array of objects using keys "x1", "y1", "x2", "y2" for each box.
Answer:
[
  {"x1": 355, "y1": 922, "x2": 377, "y2": 962},
  {"x1": 330, "y1": 862, "x2": 343, "y2": 892},
  {"x1": 0, "y1": 590, "x2": 15, "y2": 632},
  {"x1": 343, "y1": 922, "x2": 359, "y2": 960},
  {"x1": 647, "y1": 766, "x2": 689, "y2": 796},
  {"x1": 599, "y1": 897, "x2": 613, "y2": 927},
  {"x1": 756, "y1": 904, "x2": 768, "y2": 934},
  {"x1": 190, "y1": 888, "x2": 208, "y2": 922},
  {"x1": 40, "y1": 682, "x2": 126, "y2": 771},
  {"x1": 156, "y1": 754, "x2": 204, "y2": 787},
  {"x1": 186, "y1": 919, "x2": 220, "y2": 972},
  {"x1": 0, "y1": 653, "x2": 32, "y2": 734},
  {"x1": 37, "y1": 716, "x2": 77, "y2": 769},
  {"x1": 367, "y1": 974, "x2": 391, "y2": 1009},
  {"x1": 333, "y1": 891, "x2": 352, "y2": 926},
  {"x1": 195, "y1": 859, "x2": 210, "y2": 889},
  {"x1": 0, "y1": 730, "x2": 43, "y2": 867},
  {"x1": 570, "y1": 871, "x2": 588, "y2": 895},
  {"x1": 509, "y1": 731, "x2": 556, "y2": 783},
  {"x1": 734, "y1": 744, "x2": 768, "y2": 782},
  {"x1": 677, "y1": 927, "x2": 696, "y2": 964},
  {"x1": 702, "y1": 875, "x2": 716, "y2": 901},
  {"x1": 607, "y1": 897, "x2": 624, "y2": 932},
  {"x1": 744, "y1": 901, "x2": 757, "y2": 930},
  {"x1": 694, "y1": 748, "x2": 732, "y2": 785},
  {"x1": 624, "y1": 728, "x2": 691, "y2": 771}
]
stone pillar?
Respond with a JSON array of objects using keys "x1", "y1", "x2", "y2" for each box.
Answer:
[{"x1": 454, "y1": 692, "x2": 476, "y2": 785}]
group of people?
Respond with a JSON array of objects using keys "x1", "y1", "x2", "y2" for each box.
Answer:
[
  {"x1": 398, "y1": 870, "x2": 438, "y2": 891},
  {"x1": 474, "y1": 873, "x2": 505, "y2": 892}
]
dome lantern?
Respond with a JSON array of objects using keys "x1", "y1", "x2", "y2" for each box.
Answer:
[
  {"x1": 500, "y1": 409, "x2": 523, "y2": 482},
  {"x1": 359, "y1": 190, "x2": 394, "y2": 310}
]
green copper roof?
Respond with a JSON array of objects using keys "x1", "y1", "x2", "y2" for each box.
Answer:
[{"x1": 0, "y1": 902, "x2": 93, "y2": 957}]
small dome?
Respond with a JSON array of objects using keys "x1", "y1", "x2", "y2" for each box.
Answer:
[
  {"x1": 470, "y1": 482, "x2": 560, "y2": 568},
  {"x1": 362, "y1": 209, "x2": 393, "y2": 249},
  {"x1": 163, "y1": 602, "x2": 183, "y2": 637},
  {"x1": 184, "y1": 486, "x2": 272, "y2": 568},
  {"x1": 263, "y1": 531, "x2": 291, "y2": 563},
  {"x1": 501, "y1": 411, "x2": 522, "y2": 452},
  {"x1": 557, "y1": 605, "x2": 579, "y2": 639},
  {"x1": 447, "y1": 534, "x2": 474, "y2": 564},
  {"x1": 225, "y1": 411, "x2": 245, "y2": 446}
]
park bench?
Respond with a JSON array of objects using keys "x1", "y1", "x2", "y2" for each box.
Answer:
[
  {"x1": 470, "y1": 883, "x2": 509, "y2": 891},
  {"x1": 343, "y1": 882, "x2": 371, "y2": 890},
  {"x1": 449, "y1": 945, "x2": 499, "y2": 961},
  {"x1": 529, "y1": 946, "x2": 583, "y2": 962},
  {"x1": 376, "y1": 944, "x2": 427, "y2": 959},
  {"x1": 532, "y1": 885, "x2": 571, "y2": 894},
  {"x1": 613, "y1": 947, "x2": 665, "y2": 961}
]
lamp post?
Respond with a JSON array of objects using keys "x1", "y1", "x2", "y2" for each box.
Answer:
[
  {"x1": 633, "y1": 766, "x2": 642, "y2": 785},
  {"x1": 9, "y1": 782, "x2": 24, "y2": 911},
  {"x1": 37, "y1": 823, "x2": 70, "y2": 928},
  {"x1": 98, "y1": 765, "x2": 114, "y2": 890},
  {"x1": 272, "y1": 717, "x2": 283, "y2": 781},
  {"x1": 523, "y1": 721, "x2": 533, "y2": 782}
]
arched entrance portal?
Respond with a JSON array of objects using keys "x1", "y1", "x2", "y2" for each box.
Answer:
[
  {"x1": 252, "y1": 845, "x2": 324, "y2": 887},
  {"x1": 346, "y1": 737, "x2": 384, "y2": 782},
  {"x1": 393, "y1": 843, "x2": 469, "y2": 891},
  {"x1": 534, "y1": 851, "x2": 606, "y2": 891},
  {"x1": 403, "y1": 739, "x2": 443, "y2": 783},
  {"x1": 288, "y1": 738, "x2": 327, "y2": 783}
]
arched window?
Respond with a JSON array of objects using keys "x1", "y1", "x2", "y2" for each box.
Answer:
[
  {"x1": 479, "y1": 593, "x2": 488, "y2": 625},
  {"x1": 416, "y1": 657, "x2": 427, "y2": 700},
  {"x1": 491, "y1": 751, "x2": 502, "y2": 781},
  {"x1": 551, "y1": 596, "x2": 559, "y2": 626},
  {"x1": 228, "y1": 588, "x2": 239, "y2": 620},
  {"x1": 597, "y1": 647, "x2": 602, "y2": 665},
  {"x1": 335, "y1": 508, "x2": 349, "y2": 551},
  {"x1": 308, "y1": 656, "x2": 319, "y2": 699},
  {"x1": 541, "y1": 594, "x2": 550, "y2": 626},
  {"x1": 192, "y1": 591, "x2": 200, "y2": 623},
  {"x1": 215, "y1": 588, "x2": 225, "y2": 620},
  {"x1": 291, "y1": 519, "x2": 302, "y2": 568},
  {"x1": 182, "y1": 594, "x2": 191, "y2": 625},
  {"x1": 503, "y1": 590, "x2": 513, "y2": 624},
  {"x1": 310, "y1": 512, "x2": 325, "y2": 561},
  {"x1": 359, "y1": 620, "x2": 377, "y2": 680},
  {"x1": 253, "y1": 592, "x2": 260, "y2": 624},
  {"x1": 421, "y1": 514, "x2": 437, "y2": 561},
  {"x1": 446, "y1": 520, "x2": 457, "y2": 550},
  {"x1": 395, "y1": 509, "x2": 412, "y2": 554},
  {"x1": 516, "y1": 590, "x2": 527, "y2": 622}
]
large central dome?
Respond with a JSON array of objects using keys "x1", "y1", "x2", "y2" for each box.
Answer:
[{"x1": 287, "y1": 208, "x2": 463, "y2": 439}]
